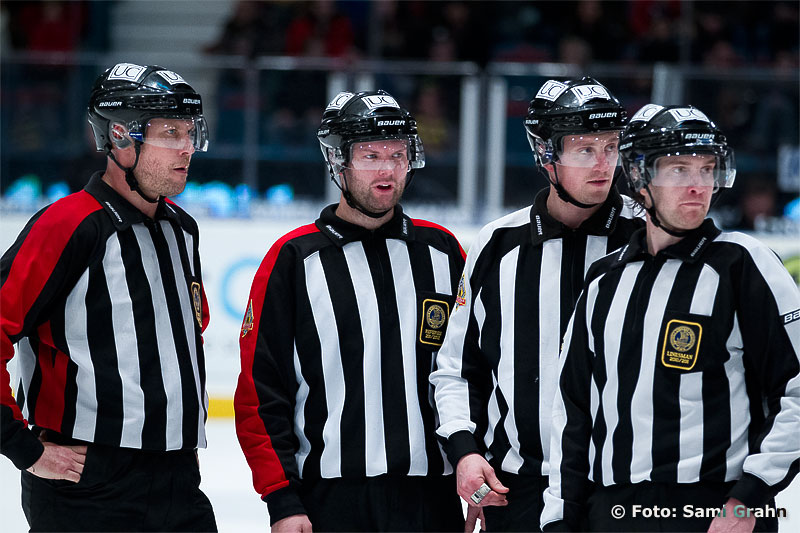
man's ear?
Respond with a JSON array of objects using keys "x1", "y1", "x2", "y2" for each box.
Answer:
[
  {"x1": 110, "y1": 123, "x2": 132, "y2": 149},
  {"x1": 542, "y1": 162, "x2": 557, "y2": 182},
  {"x1": 641, "y1": 186, "x2": 654, "y2": 209}
]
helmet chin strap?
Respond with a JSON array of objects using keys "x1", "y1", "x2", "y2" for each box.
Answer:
[
  {"x1": 643, "y1": 183, "x2": 691, "y2": 238},
  {"x1": 330, "y1": 168, "x2": 393, "y2": 219},
  {"x1": 549, "y1": 162, "x2": 601, "y2": 209},
  {"x1": 105, "y1": 142, "x2": 160, "y2": 204}
]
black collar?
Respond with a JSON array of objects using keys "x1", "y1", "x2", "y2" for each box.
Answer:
[
  {"x1": 613, "y1": 218, "x2": 721, "y2": 266},
  {"x1": 529, "y1": 187, "x2": 625, "y2": 246},
  {"x1": 315, "y1": 204, "x2": 414, "y2": 247},
  {"x1": 84, "y1": 171, "x2": 181, "y2": 230}
]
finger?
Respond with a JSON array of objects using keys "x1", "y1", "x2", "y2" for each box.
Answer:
[
  {"x1": 480, "y1": 492, "x2": 508, "y2": 507},
  {"x1": 64, "y1": 469, "x2": 81, "y2": 483},
  {"x1": 483, "y1": 469, "x2": 509, "y2": 494},
  {"x1": 72, "y1": 459, "x2": 85, "y2": 474},
  {"x1": 465, "y1": 506, "x2": 480, "y2": 532},
  {"x1": 70, "y1": 445, "x2": 88, "y2": 455}
]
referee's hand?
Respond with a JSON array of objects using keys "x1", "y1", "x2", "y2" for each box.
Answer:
[
  {"x1": 26, "y1": 441, "x2": 87, "y2": 483},
  {"x1": 707, "y1": 498, "x2": 756, "y2": 533},
  {"x1": 456, "y1": 453, "x2": 509, "y2": 508},
  {"x1": 272, "y1": 514, "x2": 312, "y2": 532}
]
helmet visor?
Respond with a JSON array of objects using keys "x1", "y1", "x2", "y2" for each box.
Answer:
[
  {"x1": 345, "y1": 139, "x2": 411, "y2": 174},
  {"x1": 650, "y1": 150, "x2": 735, "y2": 192},
  {"x1": 555, "y1": 131, "x2": 622, "y2": 169},
  {"x1": 344, "y1": 134, "x2": 424, "y2": 169},
  {"x1": 129, "y1": 116, "x2": 209, "y2": 152}
]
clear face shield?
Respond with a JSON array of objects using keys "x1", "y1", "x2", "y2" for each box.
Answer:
[
  {"x1": 637, "y1": 149, "x2": 736, "y2": 193},
  {"x1": 554, "y1": 131, "x2": 623, "y2": 169},
  {"x1": 127, "y1": 116, "x2": 209, "y2": 152},
  {"x1": 344, "y1": 138, "x2": 411, "y2": 177}
]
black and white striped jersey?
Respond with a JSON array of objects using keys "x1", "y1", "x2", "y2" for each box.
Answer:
[
  {"x1": 235, "y1": 204, "x2": 466, "y2": 523},
  {"x1": 1, "y1": 173, "x2": 209, "y2": 470},
  {"x1": 431, "y1": 188, "x2": 644, "y2": 477},
  {"x1": 543, "y1": 219, "x2": 800, "y2": 530}
]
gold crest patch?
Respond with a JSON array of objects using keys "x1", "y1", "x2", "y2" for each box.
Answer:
[
  {"x1": 455, "y1": 274, "x2": 467, "y2": 307},
  {"x1": 191, "y1": 282, "x2": 202, "y2": 328},
  {"x1": 420, "y1": 298, "x2": 450, "y2": 347},
  {"x1": 661, "y1": 319, "x2": 702, "y2": 370},
  {"x1": 241, "y1": 299, "x2": 254, "y2": 338}
]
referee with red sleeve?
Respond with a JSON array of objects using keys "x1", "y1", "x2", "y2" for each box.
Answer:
[
  {"x1": 235, "y1": 90, "x2": 466, "y2": 532},
  {"x1": 1, "y1": 63, "x2": 216, "y2": 531}
]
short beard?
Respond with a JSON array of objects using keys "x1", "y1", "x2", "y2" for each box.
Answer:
[
  {"x1": 134, "y1": 162, "x2": 187, "y2": 199},
  {"x1": 345, "y1": 175, "x2": 405, "y2": 213}
]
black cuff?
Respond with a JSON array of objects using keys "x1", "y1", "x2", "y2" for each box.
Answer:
[
  {"x1": 265, "y1": 484, "x2": 307, "y2": 526},
  {"x1": 542, "y1": 520, "x2": 572, "y2": 532},
  {"x1": 445, "y1": 430, "x2": 481, "y2": 468},
  {"x1": 1, "y1": 424, "x2": 44, "y2": 470},
  {"x1": 728, "y1": 472, "x2": 777, "y2": 509}
]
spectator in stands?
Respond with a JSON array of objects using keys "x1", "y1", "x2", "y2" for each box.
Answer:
[
  {"x1": 5, "y1": 1, "x2": 87, "y2": 52},
  {"x1": 557, "y1": 34, "x2": 593, "y2": 66},
  {"x1": 285, "y1": 0, "x2": 357, "y2": 58},
  {"x1": 563, "y1": 0, "x2": 626, "y2": 61},
  {"x1": 631, "y1": 1, "x2": 681, "y2": 63},
  {"x1": 373, "y1": 1, "x2": 434, "y2": 60},
  {"x1": 204, "y1": 1, "x2": 287, "y2": 58}
]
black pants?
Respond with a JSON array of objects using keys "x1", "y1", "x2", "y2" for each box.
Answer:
[
  {"x1": 481, "y1": 471, "x2": 548, "y2": 532},
  {"x1": 299, "y1": 474, "x2": 465, "y2": 532},
  {"x1": 587, "y1": 481, "x2": 778, "y2": 532},
  {"x1": 21, "y1": 434, "x2": 216, "y2": 532}
]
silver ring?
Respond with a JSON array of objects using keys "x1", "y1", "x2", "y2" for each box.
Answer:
[{"x1": 470, "y1": 482, "x2": 491, "y2": 505}]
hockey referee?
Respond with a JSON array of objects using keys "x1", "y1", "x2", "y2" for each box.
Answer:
[
  {"x1": 542, "y1": 104, "x2": 800, "y2": 532},
  {"x1": 235, "y1": 90, "x2": 466, "y2": 531},
  {"x1": 0, "y1": 64, "x2": 216, "y2": 531}
]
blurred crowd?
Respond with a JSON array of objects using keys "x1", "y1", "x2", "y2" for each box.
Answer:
[
  {"x1": 3, "y1": 1, "x2": 795, "y2": 67},
  {"x1": 200, "y1": 0, "x2": 798, "y2": 68},
  {"x1": 1, "y1": 0, "x2": 798, "y2": 232}
]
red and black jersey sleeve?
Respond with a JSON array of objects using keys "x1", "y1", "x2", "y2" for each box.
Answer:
[
  {"x1": 234, "y1": 223, "x2": 319, "y2": 524},
  {"x1": 1, "y1": 192, "x2": 102, "y2": 469}
]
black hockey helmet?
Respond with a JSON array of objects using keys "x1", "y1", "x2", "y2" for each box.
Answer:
[
  {"x1": 88, "y1": 63, "x2": 208, "y2": 152},
  {"x1": 619, "y1": 104, "x2": 735, "y2": 193},
  {"x1": 316, "y1": 90, "x2": 424, "y2": 218},
  {"x1": 317, "y1": 90, "x2": 425, "y2": 178},
  {"x1": 524, "y1": 77, "x2": 626, "y2": 167}
]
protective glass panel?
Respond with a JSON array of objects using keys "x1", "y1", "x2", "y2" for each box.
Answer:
[
  {"x1": 345, "y1": 139, "x2": 411, "y2": 173},
  {"x1": 651, "y1": 151, "x2": 735, "y2": 191},
  {"x1": 555, "y1": 132, "x2": 622, "y2": 169},
  {"x1": 138, "y1": 116, "x2": 209, "y2": 152}
]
